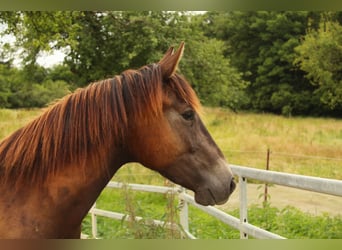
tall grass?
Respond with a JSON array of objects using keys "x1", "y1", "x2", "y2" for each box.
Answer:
[
  {"x1": 201, "y1": 107, "x2": 342, "y2": 179},
  {"x1": 0, "y1": 108, "x2": 42, "y2": 140}
]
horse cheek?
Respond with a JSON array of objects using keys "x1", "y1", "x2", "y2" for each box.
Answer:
[{"x1": 130, "y1": 121, "x2": 183, "y2": 171}]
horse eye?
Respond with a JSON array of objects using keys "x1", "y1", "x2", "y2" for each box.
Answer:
[{"x1": 182, "y1": 110, "x2": 195, "y2": 121}]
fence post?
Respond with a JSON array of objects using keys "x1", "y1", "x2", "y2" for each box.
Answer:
[
  {"x1": 91, "y1": 202, "x2": 98, "y2": 239},
  {"x1": 178, "y1": 187, "x2": 189, "y2": 237},
  {"x1": 239, "y1": 176, "x2": 248, "y2": 239}
]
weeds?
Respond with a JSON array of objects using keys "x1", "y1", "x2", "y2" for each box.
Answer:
[{"x1": 86, "y1": 183, "x2": 182, "y2": 239}]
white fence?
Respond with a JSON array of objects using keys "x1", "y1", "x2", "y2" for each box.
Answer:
[{"x1": 86, "y1": 165, "x2": 342, "y2": 239}]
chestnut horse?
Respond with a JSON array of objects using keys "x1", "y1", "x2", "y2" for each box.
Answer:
[{"x1": 0, "y1": 42, "x2": 235, "y2": 238}]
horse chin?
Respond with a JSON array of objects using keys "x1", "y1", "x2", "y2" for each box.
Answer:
[{"x1": 194, "y1": 188, "x2": 229, "y2": 206}]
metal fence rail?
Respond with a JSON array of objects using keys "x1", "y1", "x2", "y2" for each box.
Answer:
[
  {"x1": 86, "y1": 165, "x2": 342, "y2": 239},
  {"x1": 230, "y1": 165, "x2": 342, "y2": 197}
]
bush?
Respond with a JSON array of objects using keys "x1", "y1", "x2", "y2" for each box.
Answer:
[{"x1": 8, "y1": 80, "x2": 70, "y2": 108}]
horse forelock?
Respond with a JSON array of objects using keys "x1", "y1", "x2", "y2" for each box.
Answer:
[
  {"x1": 0, "y1": 64, "x2": 200, "y2": 187},
  {"x1": 167, "y1": 73, "x2": 201, "y2": 113}
]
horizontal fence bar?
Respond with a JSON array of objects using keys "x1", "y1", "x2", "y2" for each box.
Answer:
[
  {"x1": 230, "y1": 165, "x2": 342, "y2": 197},
  {"x1": 89, "y1": 207, "x2": 179, "y2": 230},
  {"x1": 179, "y1": 192, "x2": 285, "y2": 239},
  {"x1": 106, "y1": 182, "x2": 177, "y2": 194}
]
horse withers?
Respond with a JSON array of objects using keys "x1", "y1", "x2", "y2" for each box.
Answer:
[{"x1": 0, "y1": 42, "x2": 235, "y2": 238}]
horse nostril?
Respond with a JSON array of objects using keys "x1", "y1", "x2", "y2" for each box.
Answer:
[{"x1": 230, "y1": 178, "x2": 236, "y2": 194}]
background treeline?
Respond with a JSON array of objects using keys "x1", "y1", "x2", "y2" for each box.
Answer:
[{"x1": 0, "y1": 11, "x2": 341, "y2": 117}]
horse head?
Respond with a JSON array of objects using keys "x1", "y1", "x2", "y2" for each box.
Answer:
[{"x1": 127, "y1": 43, "x2": 236, "y2": 206}]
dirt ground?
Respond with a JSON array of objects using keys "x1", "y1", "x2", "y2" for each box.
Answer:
[{"x1": 218, "y1": 183, "x2": 342, "y2": 216}]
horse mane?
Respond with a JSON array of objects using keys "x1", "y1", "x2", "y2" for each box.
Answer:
[{"x1": 0, "y1": 64, "x2": 200, "y2": 186}]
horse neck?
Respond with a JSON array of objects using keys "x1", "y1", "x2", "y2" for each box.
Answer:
[
  {"x1": 47, "y1": 145, "x2": 129, "y2": 212},
  {"x1": 0, "y1": 146, "x2": 128, "y2": 238}
]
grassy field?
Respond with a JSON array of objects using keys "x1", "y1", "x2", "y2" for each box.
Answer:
[
  {"x1": 2, "y1": 107, "x2": 340, "y2": 179},
  {"x1": 1, "y1": 107, "x2": 342, "y2": 239},
  {"x1": 201, "y1": 107, "x2": 342, "y2": 179}
]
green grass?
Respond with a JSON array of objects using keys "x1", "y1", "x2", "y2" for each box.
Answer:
[
  {"x1": 1, "y1": 107, "x2": 342, "y2": 239},
  {"x1": 81, "y1": 187, "x2": 342, "y2": 239},
  {"x1": 201, "y1": 107, "x2": 342, "y2": 179}
]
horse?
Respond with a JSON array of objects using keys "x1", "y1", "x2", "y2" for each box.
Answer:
[{"x1": 0, "y1": 42, "x2": 235, "y2": 238}]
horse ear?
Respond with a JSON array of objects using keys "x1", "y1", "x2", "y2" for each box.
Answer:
[{"x1": 158, "y1": 42, "x2": 185, "y2": 78}]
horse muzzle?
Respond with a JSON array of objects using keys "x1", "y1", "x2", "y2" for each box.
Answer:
[{"x1": 194, "y1": 176, "x2": 236, "y2": 206}]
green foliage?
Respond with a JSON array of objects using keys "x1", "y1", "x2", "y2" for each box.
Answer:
[
  {"x1": 45, "y1": 64, "x2": 75, "y2": 87},
  {"x1": 247, "y1": 204, "x2": 342, "y2": 239},
  {"x1": 201, "y1": 11, "x2": 342, "y2": 116},
  {"x1": 0, "y1": 11, "x2": 81, "y2": 65},
  {"x1": 1, "y1": 11, "x2": 342, "y2": 116},
  {"x1": 33, "y1": 80, "x2": 70, "y2": 106},
  {"x1": 63, "y1": 11, "x2": 248, "y2": 108},
  {"x1": 295, "y1": 18, "x2": 342, "y2": 110},
  {"x1": 0, "y1": 11, "x2": 248, "y2": 111},
  {"x1": 0, "y1": 63, "x2": 70, "y2": 108},
  {"x1": 7, "y1": 79, "x2": 70, "y2": 108},
  {"x1": 180, "y1": 38, "x2": 249, "y2": 109},
  {"x1": 203, "y1": 12, "x2": 310, "y2": 114},
  {"x1": 0, "y1": 64, "x2": 15, "y2": 107}
]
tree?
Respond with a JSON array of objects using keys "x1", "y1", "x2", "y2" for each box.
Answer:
[
  {"x1": 0, "y1": 11, "x2": 249, "y2": 110},
  {"x1": 200, "y1": 11, "x2": 333, "y2": 116},
  {"x1": 295, "y1": 18, "x2": 342, "y2": 110},
  {"x1": 180, "y1": 38, "x2": 248, "y2": 109},
  {"x1": 0, "y1": 11, "x2": 81, "y2": 66},
  {"x1": 0, "y1": 62, "x2": 15, "y2": 107},
  {"x1": 64, "y1": 11, "x2": 204, "y2": 86}
]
